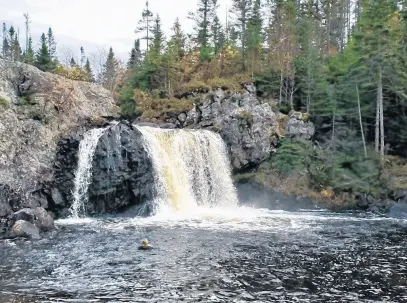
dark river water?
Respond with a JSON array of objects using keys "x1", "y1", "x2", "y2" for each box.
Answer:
[{"x1": 0, "y1": 207, "x2": 407, "y2": 303}]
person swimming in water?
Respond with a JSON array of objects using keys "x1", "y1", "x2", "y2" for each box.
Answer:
[{"x1": 138, "y1": 239, "x2": 153, "y2": 250}]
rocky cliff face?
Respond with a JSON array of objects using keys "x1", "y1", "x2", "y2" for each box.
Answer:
[
  {"x1": 47, "y1": 122, "x2": 155, "y2": 218},
  {"x1": 160, "y1": 84, "x2": 315, "y2": 171},
  {"x1": 0, "y1": 59, "x2": 118, "y2": 235}
]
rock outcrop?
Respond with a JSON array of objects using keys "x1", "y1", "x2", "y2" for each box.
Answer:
[
  {"x1": 0, "y1": 59, "x2": 118, "y2": 236},
  {"x1": 9, "y1": 220, "x2": 40, "y2": 239},
  {"x1": 166, "y1": 85, "x2": 279, "y2": 170},
  {"x1": 162, "y1": 85, "x2": 315, "y2": 171},
  {"x1": 46, "y1": 122, "x2": 155, "y2": 217}
]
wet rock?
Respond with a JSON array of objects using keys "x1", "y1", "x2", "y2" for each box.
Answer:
[
  {"x1": 159, "y1": 123, "x2": 176, "y2": 129},
  {"x1": 12, "y1": 207, "x2": 54, "y2": 231},
  {"x1": 79, "y1": 122, "x2": 155, "y2": 214},
  {"x1": 10, "y1": 220, "x2": 40, "y2": 239},
  {"x1": 178, "y1": 113, "x2": 187, "y2": 123},
  {"x1": 134, "y1": 122, "x2": 159, "y2": 128},
  {"x1": 389, "y1": 202, "x2": 407, "y2": 218},
  {"x1": 51, "y1": 188, "x2": 64, "y2": 206}
]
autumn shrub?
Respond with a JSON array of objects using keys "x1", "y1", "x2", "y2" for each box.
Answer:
[{"x1": 55, "y1": 65, "x2": 91, "y2": 82}]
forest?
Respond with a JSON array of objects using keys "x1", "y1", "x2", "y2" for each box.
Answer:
[{"x1": 3, "y1": 0, "x2": 407, "y2": 205}]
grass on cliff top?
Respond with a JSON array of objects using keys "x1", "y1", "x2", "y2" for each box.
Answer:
[
  {"x1": 140, "y1": 98, "x2": 194, "y2": 120},
  {"x1": 176, "y1": 74, "x2": 252, "y2": 95}
]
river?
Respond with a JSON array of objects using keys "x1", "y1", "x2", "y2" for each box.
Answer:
[{"x1": 1, "y1": 207, "x2": 406, "y2": 302}]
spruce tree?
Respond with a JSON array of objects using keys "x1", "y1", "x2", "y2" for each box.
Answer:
[
  {"x1": 352, "y1": 0, "x2": 400, "y2": 157},
  {"x1": 23, "y1": 36, "x2": 34, "y2": 64},
  {"x1": 80, "y1": 46, "x2": 86, "y2": 68},
  {"x1": 136, "y1": 0, "x2": 154, "y2": 52},
  {"x1": 169, "y1": 18, "x2": 186, "y2": 57},
  {"x1": 34, "y1": 33, "x2": 55, "y2": 72},
  {"x1": 101, "y1": 47, "x2": 118, "y2": 91},
  {"x1": 8, "y1": 26, "x2": 22, "y2": 61},
  {"x1": 231, "y1": 0, "x2": 252, "y2": 69},
  {"x1": 150, "y1": 15, "x2": 164, "y2": 57},
  {"x1": 247, "y1": 0, "x2": 262, "y2": 74},
  {"x1": 189, "y1": 0, "x2": 218, "y2": 59},
  {"x1": 47, "y1": 27, "x2": 57, "y2": 59},
  {"x1": 2, "y1": 23, "x2": 10, "y2": 59},
  {"x1": 127, "y1": 39, "x2": 142, "y2": 68},
  {"x1": 211, "y1": 15, "x2": 226, "y2": 54},
  {"x1": 70, "y1": 57, "x2": 77, "y2": 67},
  {"x1": 84, "y1": 58, "x2": 95, "y2": 82}
]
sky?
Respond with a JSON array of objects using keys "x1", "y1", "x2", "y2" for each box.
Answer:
[{"x1": 0, "y1": 0, "x2": 232, "y2": 63}]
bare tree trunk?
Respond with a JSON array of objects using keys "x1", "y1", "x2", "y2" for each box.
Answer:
[
  {"x1": 330, "y1": 84, "x2": 336, "y2": 146},
  {"x1": 289, "y1": 70, "x2": 295, "y2": 110},
  {"x1": 379, "y1": 67, "x2": 385, "y2": 160},
  {"x1": 279, "y1": 71, "x2": 283, "y2": 105},
  {"x1": 375, "y1": 82, "x2": 380, "y2": 154},
  {"x1": 356, "y1": 84, "x2": 367, "y2": 157},
  {"x1": 306, "y1": 53, "x2": 311, "y2": 113}
]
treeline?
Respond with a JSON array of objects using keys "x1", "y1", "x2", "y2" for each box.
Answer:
[
  {"x1": 117, "y1": 0, "x2": 407, "y2": 199},
  {"x1": 0, "y1": 17, "x2": 120, "y2": 88}
]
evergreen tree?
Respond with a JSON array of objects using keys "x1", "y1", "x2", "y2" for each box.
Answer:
[
  {"x1": 47, "y1": 27, "x2": 57, "y2": 59},
  {"x1": 2, "y1": 23, "x2": 10, "y2": 59},
  {"x1": 189, "y1": 0, "x2": 218, "y2": 60},
  {"x1": 211, "y1": 15, "x2": 226, "y2": 54},
  {"x1": 70, "y1": 57, "x2": 77, "y2": 67},
  {"x1": 136, "y1": 0, "x2": 154, "y2": 52},
  {"x1": 150, "y1": 15, "x2": 164, "y2": 57},
  {"x1": 84, "y1": 58, "x2": 95, "y2": 82},
  {"x1": 34, "y1": 33, "x2": 56, "y2": 72},
  {"x1": 352, "y1": 0, "x2": 400, "y2": 158},
  {"x1": 23, "y1": 36, "x2": 34, "y2": 64},
  {"x1": 80, "y1": 46, "x2": 86, "y2": 68},
  {"x1": 101, "y1": 47, "x2": 118, "y2": 91},
  {"x1": 127, "y1": 39, "x2": 143, "y2": 69},
  {"x1": 169, "y1": 18, "x2": 186, "y2": 57},
  {"x1": 231, "y1": 0, "x2": 252, "y2": 68},
  {"x1": 8, "y1": 26, "x2": 22, "y2": 61},
  {"x1": 246, "y1": 0, "x2": 263, "y2": 75}
]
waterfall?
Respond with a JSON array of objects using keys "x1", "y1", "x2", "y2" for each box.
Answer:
[
  {"x1": 136, "y1": 126, "x2": 238, "y2": 213},
  {"x1": 70, "y1": 128, "x2": 107, "y2": 218}
]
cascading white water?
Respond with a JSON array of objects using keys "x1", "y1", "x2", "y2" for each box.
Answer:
[
  {"x1": 136, "y1": 126, "x2": 238, "y2": 214},
  {"x1": 70, "y1": 128, "x2": 107, "y2": 218}
]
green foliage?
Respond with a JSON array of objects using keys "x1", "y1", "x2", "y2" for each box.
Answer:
[
  {"x1": 271, "y1": 138, "x2": 312, "y2": 176},
  {"x1": 0, "y1": 96, "x2": 8, "y2": 106},
  {"x1": 34, "y1": 33, "x2": 57, "y2": 72},
  {"x1": 18, "y1": 94, "x2": 34, "y2": 105},
  {"x1": 100, "y1": 47, "x2": 118, "y2": 91}
]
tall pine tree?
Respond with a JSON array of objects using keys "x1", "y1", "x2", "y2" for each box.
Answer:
[
  {"x1": 47, "y1": 27, "x2": 57, "y2": 59},
  {"x1": 35, "y1": 33, "x2": 56, "y2": 72},
  {"x1": 136, "y1": 1, "x2": 154, "y2": 52},
  {"x1": 189, "y1": 0, "x2": 218, "y2": 60},
  {"x1": 101, "y1": 47, "x2": 118, "y2": 91}
]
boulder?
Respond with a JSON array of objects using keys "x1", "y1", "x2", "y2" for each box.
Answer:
[
  {"x1": 12, "y1": 207, "x2": 54, "y2": 231},
  {"x1": 285, "y1": 113, "x2": 315, "y2": 140},
  {"x1": 389, "y1": 202, "x2": 407, "y2": 218},
  {"x1": 58, "y1": 122, "x2": 155, "y2": 215},
  {"x1": 10, "y1": 220, "x2": 40, "y2": 239}
]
